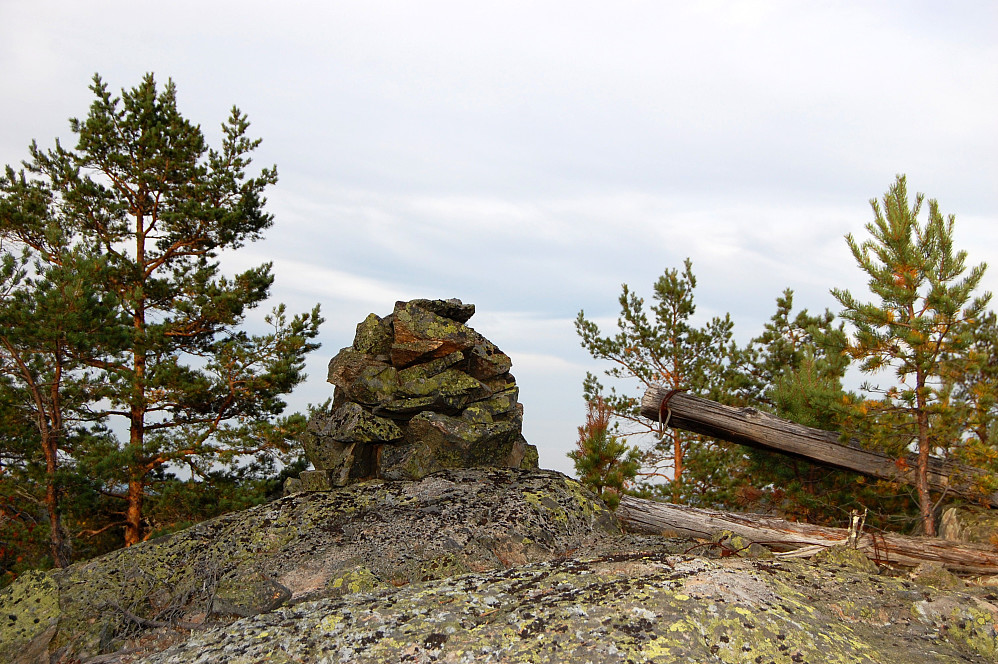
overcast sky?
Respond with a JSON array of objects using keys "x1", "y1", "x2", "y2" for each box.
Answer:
[{"x1": 2, "y1": 1, "x2": 996, "y2": 475}]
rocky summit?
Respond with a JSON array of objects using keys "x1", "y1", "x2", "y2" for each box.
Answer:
[
  {"x1": 3, "y1": 468, "x2": 998, "y2": 663},
  {"x1": 291, "y1": 299, "x2": 539, "y2": 491}
]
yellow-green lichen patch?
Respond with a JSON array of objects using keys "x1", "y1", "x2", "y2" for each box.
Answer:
[
  {"x1": 949, "y1": 604, "x2": 998, "y2": 661},
  {"x1": 327, "y1": 567, "x2": 382, "y2": 597},
  {"x1": 0, "y1": 570, "x2": 60, "y2": 663},
  {"x1": 562, "y1": 477, "x2": 614, "y2": 520},
  {"x1": 914, "y1": 595, "x2": 998, "y2": 661},
  {"x1": 522, "y1": 489, "x2": 571, "y2": 523}
]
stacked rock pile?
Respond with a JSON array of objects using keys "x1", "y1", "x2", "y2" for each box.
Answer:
[{"x1": 291, "y1": 299, "x2": 539, "y2": 491}]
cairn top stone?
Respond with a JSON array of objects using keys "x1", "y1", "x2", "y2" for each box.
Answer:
[{"x1": 400, "y1": 298, "x2": 476, "y2": 323}]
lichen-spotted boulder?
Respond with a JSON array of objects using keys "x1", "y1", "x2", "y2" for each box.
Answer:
[
  {"x1": 138, "y1": 549, "x2": 998, "y2": 664},
  {"x1": 0, "y1": 469, "x2": 617, "y2": 663}
]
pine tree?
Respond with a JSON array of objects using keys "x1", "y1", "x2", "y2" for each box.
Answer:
[
  {"x1": 735, "y1": 290, "x2": 875, "y2": 524},
  {"x1": 0, "y1": 74, "x2": 323, "y2": 546},
  {"x1": 831, "y1": 175, "x2": 990, "y2": 535},
  {"x1": 576, "y1": 259, "x2": 743, "y2": 505},
  {"x1": 740, "y1": 289, "x2": 849, "y2": 409},
  {"x1": 0, "y1": 246, "x2": 117, "y2": 566},
  {"x1": 568, "y1": 398, "x2": 641, "y2": 508},
  {"x1": 938, "y1": 311, "x2": 998, "y2": 498}
]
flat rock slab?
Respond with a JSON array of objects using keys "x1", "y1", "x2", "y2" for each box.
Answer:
[{"x1": 139, "y1": 549, "x2": 998, "y2": 664}]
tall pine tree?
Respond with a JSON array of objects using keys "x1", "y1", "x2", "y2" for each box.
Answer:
[
  {"x1": 832, "y1": 175, "x2": 990, "y2": 535},
  {"x1": 0, "y1": 74, "x2": 322, "y2": 546}
]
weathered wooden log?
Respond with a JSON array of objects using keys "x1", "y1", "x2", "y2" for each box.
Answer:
[
  {"x1": 640, "y1": 387, "x2": 998, "y2": 507},
  {"x1": 617, "y1": 494, "x2": 998, "y2": 574}
]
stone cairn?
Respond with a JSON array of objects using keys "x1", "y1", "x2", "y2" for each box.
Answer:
[{"x1": 289, "y1": 298, "x2": 540, "y2": 491}]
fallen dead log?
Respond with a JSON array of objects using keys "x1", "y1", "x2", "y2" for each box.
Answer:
[
  {"x1": 617, "y1": 494, "x2": 998, "y2": 574},
  {"x1": 640, "y1": 387, "x2": 998, "y2": 507}
]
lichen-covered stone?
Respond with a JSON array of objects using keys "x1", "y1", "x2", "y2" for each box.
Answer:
[
  {"x1": 0, "y1": 570, "x2": 59, "y2": 664},
  {"x1": 299, "y1": 469, "x2": 342, "y2": 491},
  {"x1": 391, "y1": 302, "x2": 478, "y2": 368},
  {"x1": 303, "y1": 415, "x2": 377, "y2": 477},
  {"x1": 212, "y1": 570, "x2": 292, "y2": 618},
  {"x1": 466, "y1": 339, "x2": 513, "y2": 380},
  {"x1": 322, "y1": 402, "x2": 403, "y2": 444},
  {"x1": 392, "y1": 412, "x2": 521, "y2": 475},
  {"x1": 914, "y1": 594, "x2": 998, "y2": 660},
  {"x1": 519, "y1": 441, "x2": 540, "y2": 469},
  {"x1": 386, "y1": 368, "x2": 488, "y2": 415},
  {"x1": 911, "y1": 561, "x2": 966, "y2": 590},
  {"x1": 942, "y1": 506, "x2": 998, "y2": 545},
  {"x1": 404, "y1": 298, "x2": 476, "y2": 323},
  {"x1": 326, "y1": 347, "x2": 380, "y2": 389},
  {"x1": 352, "y1": 313, "x2": 392, "y2": 357},
  {"x1": 10, "y1": 468, "x2": 998, "y2": 664},
  {"x1": 396, "y1": 350, "x2": 465, "y2": 381},
  {"x1": 0, "y1": 469, "x2": 618, "y2": 663},
  {"x1": 812, "y1": 544, "x2": 879, "y2": 575},
  {"x1": 467, "y1": 387, "x2": 519, "y2": 421},
  {"x1": 342, "y1": 362, "x2": 398, "y2": 405},
  {"x1": 137, "y1": 548, "x2": 998, "y2": 664}
]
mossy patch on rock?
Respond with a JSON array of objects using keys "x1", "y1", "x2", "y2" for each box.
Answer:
[
  {"x1": 0, "y1": 570, "x2": 59, "y2": 664},
  {"x1": 813, "y1": 544, "x2": 879, "y2": 574}
]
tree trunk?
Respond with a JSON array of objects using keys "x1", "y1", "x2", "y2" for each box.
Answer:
[
  {"x1": 616, "y1": 494, "x2": 998, "y2": 574},
  {"x1": 124, "y1": 475, "x2": 144, "y2": 546},
  {"x1": 671, "y1": 428, "x2": 682, "y2": 504},
  {"x1": 640, "y1": 387, "x2": 998, "y2": 507},
  {"x1": 43, "y1": 439, "x2": 68, "y2": 568},
  {"x1": 914, "y1": 377, "x2": 936, "y2": 535}
]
